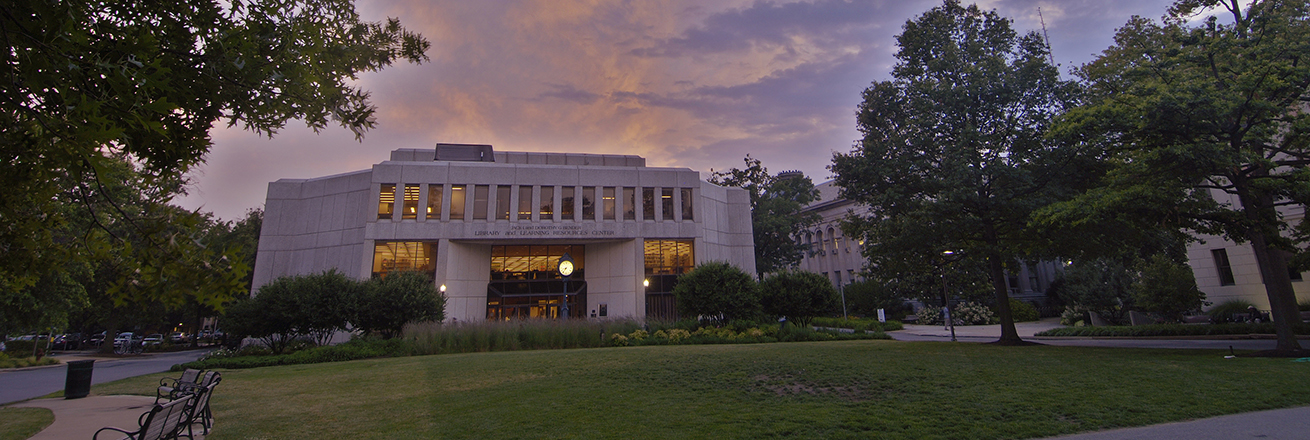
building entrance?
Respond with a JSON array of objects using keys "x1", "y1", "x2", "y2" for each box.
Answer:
[{"x1": 486, "y1": 245, "x2": 586, "y2": 319}]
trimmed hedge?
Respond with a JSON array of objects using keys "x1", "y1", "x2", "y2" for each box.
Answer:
[
  {"x1": 174, "y1": 338, "x2": 411, "y2": 371},
  {"x1": 811, "y1": 317, "x2": 904, "y2": 332},
  {"x1": 1035, "y1": 322, "x2": 1310, "y2": 337}
]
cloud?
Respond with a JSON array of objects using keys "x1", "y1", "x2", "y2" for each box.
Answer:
[{"x1": 176, "y1": 0, "x2": 1180, "y2": 221}]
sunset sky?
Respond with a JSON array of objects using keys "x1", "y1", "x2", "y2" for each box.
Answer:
[{"x1": 178, "y1": 0, "x2": 1194, "y2": 221}]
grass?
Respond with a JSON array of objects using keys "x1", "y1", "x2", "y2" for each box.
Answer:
[
  {"x1": 0, "y1": 408, "x2": 53, "y2": 440},
  {"x1": 76, "y1": 340, "x2": 1310, "y2": 440}
]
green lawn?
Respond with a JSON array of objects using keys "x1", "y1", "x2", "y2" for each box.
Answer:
[
  {"x1": 88, "y1": 340, "x2": 1310, "y2": 440},
  {"x1": 0, "y1": 408, "x2": 52, "y2": 440}
]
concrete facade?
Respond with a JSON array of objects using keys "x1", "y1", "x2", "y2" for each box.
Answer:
[
  {"x1": 252, "y1": 145, "x2": 755, "y2": 322},
  {"x1": 1185, "y1": 190, "x2": 1310, "y2": 311}
]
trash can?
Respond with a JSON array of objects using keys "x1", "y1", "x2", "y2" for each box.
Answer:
[{"x1": 64, "y1": 359, "x2": 94, "y2": 399}]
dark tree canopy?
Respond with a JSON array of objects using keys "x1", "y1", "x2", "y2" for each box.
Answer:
[
  {"x1": 831, "y1": 0, "x2": 1081, "y2": 343},
  {"x1": 673, "y1": 261, "x2": 761, "y2": 325},
  {"x1": 1040, "y1": 0, "x2": 1310, "y2": 350},
  {"x1": 759, "y1": 270, "x2": 838, "y2": 326},
  {"x1": 710, "y1": 156, "x2": 820, "y2": 276},
  {"x1": 1, "y1": 0, "x2": 428, "y2": 321}
]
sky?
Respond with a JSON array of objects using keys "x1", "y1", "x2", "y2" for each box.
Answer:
[{"x1": 177, "y1": 0, "x2": 1190, "y2": 221}]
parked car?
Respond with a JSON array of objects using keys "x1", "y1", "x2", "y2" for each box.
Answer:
[
  {"x1": 53, "y1": 333, "x2": 82, "y2": 350},
  {"x1": 113, "y1": 332, "x2": 138, "y2": 348},
  {"x1": 143, "y1": 334, "x2": 164, "y2": 346},
  {"x1": 168, "y1": 332, "x2": 189, "y2": 344},
  {"x1": 87, "y1": 331, "x2": 107, "y2": 347}
]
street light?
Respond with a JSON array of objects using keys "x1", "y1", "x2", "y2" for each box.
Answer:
[{"x1": 941, "y1": 250, "x2": 957, "y2": 342}]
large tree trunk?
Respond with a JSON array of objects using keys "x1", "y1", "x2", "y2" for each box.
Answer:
[
  {"x1": 1244, "y1": 234, "x2": 1304, "y2": 351},
  {"x1": 1235, "y1": 179, "x2": 1303, "y2": 351},
  {"x1": 987, "y1": 252, "x2": 1022, "y2": 344}
]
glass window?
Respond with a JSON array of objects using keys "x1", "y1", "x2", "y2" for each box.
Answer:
[
  {"x1": 642, "y1": 188, "x2": 655, "y2": 220},
  {"x1": 489, "y1": 245, "x2": 585, "y2": 281},
  {"x1": 450, "y1": 185, "x2": 466, "y2": 220},
  {"x1": 582, "y1": 187, "x2": 595, "y2": 220},
  {"x1": 603, "y1": 187, "x2": 616, "y2": 220},
  {"x1": 829, "y1": 227, "x2": 838, "y2": 255},
  {"x1": 624, "y1": 187, "x2": 636, "y2": 220},
  {"x1": 372, "y1": 241, "x2": 436, "y2": 278},
  {"x1": 662, "y1": 188, "x2": 674, "y2": 221},
  {"x1": 473, "y1": 185, "x2": 489, "y2": 220},
  {"x1": 561, "y1": 186, "x2": 575, "y2": 220},
  {"x1": 518, "y1": 185, "x2": 533, "y2": 220},
  {"x1": 426, "y1": 184, "x2": 443, "y2": 220},
  {"x1": 378, "y1": 184, "x2": 395, "y2": 220},
  {"x1": 540, "y1": 186, "x2": 555, "y2": 220},
  {"x1": 681, "y1": 188, "x2": 693, "y2": 221},
  {"x1": 644, "y1": 240, "x2": 695, "y2": 275},
  {"x1": 1212, "y1": 249, "x2": 1236, "y2": 286},
  {"x1": 402, "y1": 184, "x2": 420, "y2": 219},
  {"x1": 496, "y1": 186, "x2": 511, "y2": 220}
]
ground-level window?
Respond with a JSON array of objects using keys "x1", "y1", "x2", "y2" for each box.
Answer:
[
  {"x1": 645, "y1": 239, "x2": 695, "y2": 321},
  {"x1": 372, "y1": 241, "x2": 436, "y2": 278},
  {"x1": 1212, "y1": 249, "x2": 1236, "y2": 286},
  {"x1": 488, "y1": 245, "x2": 586, "y2": 320}
]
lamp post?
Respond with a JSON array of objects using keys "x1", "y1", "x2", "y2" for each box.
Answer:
[
  {"x1": 558, "y1": 253, "x2": 574, "y2": 320},
  {"x1": 941, "y1": 250, "x2": 957, "y2": 342}
]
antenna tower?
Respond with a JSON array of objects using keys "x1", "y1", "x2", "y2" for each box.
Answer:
[{"x1": 1038, "y1": 7, "x2": 1056, "y2": 66}]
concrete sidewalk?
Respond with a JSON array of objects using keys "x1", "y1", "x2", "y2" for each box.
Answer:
[
  {"x1": 7, "y1": 395, "x2": 206, "y2": 440},
  {"x1": 1039, "y1": 405, "x2": 1310, "y2": 440}
]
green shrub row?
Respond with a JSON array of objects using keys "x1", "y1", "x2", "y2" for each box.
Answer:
[
  {"x1": 406, "y1": 319, "x2": 640, "y2": 356},
  {"x1": 1035, "y1": 322, "x2": 1310, "y2": 337},
  {"x1": 810, "y1": 317, "x2": 904, "y2": 332},
  {"x1": 0, "y1": 351, "x2": 60, "y2": 369},
  {"x1": 608, "y1": 323, "x2": 889, "y2": 346},
  {"x1": 173, "y1": 338, "x2": 411, "y2": 371}
]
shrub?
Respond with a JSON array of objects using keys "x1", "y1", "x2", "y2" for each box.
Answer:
[
  {"x1": 674, "y1": 261, "x2": 762, "y2": 325},
  {"x1": 759, "y1": 270, "x2": 837, "y2": 326},
  {"x1": 1005, "y1": 298, "x2": 1039, "y2": 322},
  {"x1": 1132, "y1": 255, "x2": 1207, "y2": 321},
  {"x1": 1206, "y1": 299, "x2": 1257, "y2": 322},
  {"x1": 355, "y1": 271, "x2": 446, "y2": 339},
  {"x1": 176, "y1": 338, "x2": 411, "y2": 370},
  {"x1": 919, "y1": 302, "x2": 995, "y2": 325},
  {"x1": 842, "y1": 280, "x2": 913, "y2": 320},
  {"x1": 1035, "y1": 322, "x2": 1310, "y2": 337}
]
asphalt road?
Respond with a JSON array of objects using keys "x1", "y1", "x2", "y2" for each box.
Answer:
[{"x1": 0, "y1": 350, "x2": 209, "y2": 405}]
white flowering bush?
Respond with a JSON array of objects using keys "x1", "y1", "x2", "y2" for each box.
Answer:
[{"x1": 917, "y1": 302, "x2": 996, "y2": 325}]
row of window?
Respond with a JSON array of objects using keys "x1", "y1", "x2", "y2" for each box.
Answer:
[
  {"x1": 802, "y1": 226, "x2": 855, "y2": 258},
  {"x1": 379, "y1": 184, "x2": 695, "y2": 222},
  {"x1": 1210, "y1": 248, "x2": 1300, "y2": 287}
]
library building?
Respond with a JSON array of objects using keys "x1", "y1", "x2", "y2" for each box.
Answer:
[{"x1": 251, "y1": 144, "x2": 756, "y2": 322}]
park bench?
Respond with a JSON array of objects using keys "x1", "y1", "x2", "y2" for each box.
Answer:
[
  {"x1": 93, "y1": 393, "x2": 194, "y2": 440},
  {"x1": 155, "y1": 369, "x2": 203, "y2": 404},
  {"x1": 183, "y1": 371, "x2": 223, "y2": 438}
]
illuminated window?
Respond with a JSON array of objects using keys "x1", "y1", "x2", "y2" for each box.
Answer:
[
  {"x1": 372, "y1": 241, "x2": 436, "y2": 278},
  {"x1": 602, "y1": 187, "x2": 615, "y2": 220},
  {"x1": 540, "y1": 186, "x2": 555, "y2": 220},
  {"x1": 582, "y1": 187, "x2": 595, "y2": 220},
  {"x1": 623, "y1": 187, "x2": 636, "y2": 221},
  {"x1": 561, "y1": 186, "x2": 575, "y2": 220},
  {"x1": 450, "y1": 185, "x2": 466, "y2": 220},
  {"x1": 644, "y1": 239, "x2": 695, "y2": 321},
  {"x1": 681, "y1": 188, "x2": 693, "y2": 221},
  {"x1": 402, "y1": 184, "x2": 420, "y2": 219},
  {"x1": 426, "y1": 184, "x2": 443, "y2": 220},
  {"x1": 378, "y1": 184, "x2": 395, "y2": 220},
  {"x1": 473, "y1": 185, "x2": 488, "y2": 220},
  {"x1": 518, "y1": 185, "x2": 532, "y2": 220},
  {"x1": 496, "y1": 185, "x2": 511, "y2": 220},
  {"x1": 662, "y1": 188, "x2": 674, "y2": 221}
]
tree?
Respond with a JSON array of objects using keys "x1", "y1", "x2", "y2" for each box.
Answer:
[
  {"x1": 1, "y1": 1, "x2": 429, "y2": 315},
  {"x1": 759, "y1": 270, "x2": 838, "y2": 326},
  {"x1": 673, "y1": 261, "x2": 762, "y2": 325},
  {"x1": 831, "y1": 1, "x2": 1081, "y2": 344},
  {"x1": 711, "y1": 156, "x2": 821, "y2": 276},
  {"x1": 1045, "y1": 0, "x2": 1310, "y2": 351},
  {"x1": 1053, "y1": 259, "x2": 1137, "y2": 324},
  {"x1": 224, "y1": 269, "x2": 357, "y2": 352},
  {"x1": 353, "y1": 271, "x2": 446, "y2": 339},
  {"x1": 1133, "y1": 255, "x2": 1207, "y2": 322}
]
